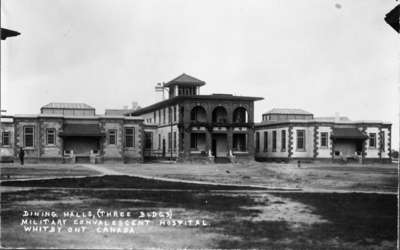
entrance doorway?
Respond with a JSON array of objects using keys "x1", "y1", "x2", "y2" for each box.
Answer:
[{"x1": 211, "y1": 134, "x2": 228, "y2": 157}]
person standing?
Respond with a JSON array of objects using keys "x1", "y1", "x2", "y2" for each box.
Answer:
[{"x1": 19, "y1": 147, "x2": 25, "y2": 166}]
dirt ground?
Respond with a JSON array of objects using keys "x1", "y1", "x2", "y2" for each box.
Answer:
[
  {"x1": 1, "y1": 161, "x2": 397, "y2": 192},
  {"x1": 98, "y1": 161, "x2": 398, "y2": 193},
  {"x1": 0, "y1": 162, "x2": 397, "y2": 249},
  {"x1": 1, "y1": 188, "x2": 397, "y2": 249}
]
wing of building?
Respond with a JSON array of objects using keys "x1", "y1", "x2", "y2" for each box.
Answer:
[
  {"x1": 255, "y1": 109, "x2": 392, "y2": 163},
  {"x1": 0, "y1": 102, "x2": 144, "y2": 163}
]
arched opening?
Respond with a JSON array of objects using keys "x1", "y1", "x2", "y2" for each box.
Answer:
[
  {"x1": 233, "y1": 107, "x2": 248, "y2": 123},
  {"x1": 190, "y1": 106, "x2": 207, "y2": 122},
  {"x1": 212, "y1": 106, "x2": 228, "y2": 123}
]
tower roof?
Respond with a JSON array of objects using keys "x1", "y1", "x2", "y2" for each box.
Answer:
[{"x1": 163, "y1": 73, "x2": 206, "y2": 87}]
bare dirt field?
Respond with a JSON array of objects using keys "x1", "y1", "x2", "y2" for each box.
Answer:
[
  {"x1": 97, "y1": 161, "x2": 399, "y2": 193},
  {"x1": 1, "y1": 188, "x2": 397, "y2": 249},
  {"x1": 0, "y1": 162, "x2": 397, "y2": 249}
]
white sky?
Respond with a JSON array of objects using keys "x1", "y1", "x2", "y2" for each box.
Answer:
[{"x1": 1, "y1": 0, "x2": 399, "y2": 148}]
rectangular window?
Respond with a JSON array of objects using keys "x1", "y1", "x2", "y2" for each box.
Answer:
[
  {"x1": 2, "y1": 131, "x2": 10, "y2": 146},
  {"x1": 163, "y1": 108, "x2": 166, "y2": 124},
  {"x1": 272, "y1": 131, "x2": 277, "y2": 151},
  {"x1": 158, "y1": 134, "x2": 161, "y2": 150},
  {"x1": 255, "y1": 132, "x2": 260, "y2": 153},
  {"x1": 46, "y1": 128, "x2": 56, "y2": 145},
  {"x1": 173, "y1": 106, "x2": 177, "y2": 122},
  {"x1": 190, "y1": 133, "x2": 197, "y2": 149},
  {"x1": 369, "y1": 133, "x2": 376, "y2": 148},
  {"x1": 296, "y1": 130, "x2": 305, "y2": 150},
  {"x1": 168, "y1": 132, "x2": 172, "y2": 151},
  {"x1": 158, "y1": 110, "x2": 161, "y2": 125},
  {"x1": 24, "y1": 126, "x2": 34, "y2": 147},
  {"x1": 381, "y1": 131, "x2": 385, "y2": 151},
  {"x1": 144, "y1": 132, "x2": 152, "y2": 149},
  {"x1": 263, "y1": 131, "x2": 268, "y2": 152},
  {"x1": 173, "y1": 131, "x2": 177, "y2": 150},
  {"x1": 320, "y1": 132, "x2": 328, "y2": 147},
  {"x1": 233, "y1": 134, "x2": 246, "y2": 151},
  {"x1": 153, "y1": 112, "x2": 156, "y2": 123},
  {"x1": 124, "y1": 127, "x2": 135, "y2": 147},
  {"x1": 109, "y1": 130, "x2": 116, "y2": 145},
  {"x1": 281, "y1": 130, "x2": 286, "y2": 151}
]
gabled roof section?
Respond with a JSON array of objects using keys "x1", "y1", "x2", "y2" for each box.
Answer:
[
  {"x1": 263, "y1": 108, "x2": 313, "y2": 115},
  {"x1": 163, "y1": 73, "x2": 206, "y2": 87},
  {"x1": 105, "y1": 109, "x2": 132, "y2": 116},
  {"x1": 42, "y1": 102, "x2": 95, "y2": 110}
]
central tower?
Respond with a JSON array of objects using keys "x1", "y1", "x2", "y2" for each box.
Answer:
[{"x1": 163, "y1": 73, "x2": 206, "y2": 99}]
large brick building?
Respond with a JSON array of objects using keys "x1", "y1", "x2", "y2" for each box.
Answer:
[
  {"x1": 128, "y1": 73, "x2": 263, "y2": 162},
  {"x1": 0, "y1": 103, "x2": 144, "y2": 163},
  {"x1": 254, "y1": 108, "x2": 392, "y2": 163}
]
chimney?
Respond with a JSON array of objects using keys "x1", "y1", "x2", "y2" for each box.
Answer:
[
  {"x1": 131, "y1": 101, "x2": 138, "y2": 110},
  {"x1": 334, "y1": 112, "x2": 340, "y2": 122}
]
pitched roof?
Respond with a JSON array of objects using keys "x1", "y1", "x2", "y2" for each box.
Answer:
[
  {"x1": 163, "y1": 73, "x2": 206, "y2": 87},
  {"x1": 42, "y1": 102, "x2": 95, "y2": 110},
  {"x1": 263, "y1": 108, "x2": 313, "y2": 115},
  {"x1": 104, "y1": 109, "x2": 131, "y2": 116}
]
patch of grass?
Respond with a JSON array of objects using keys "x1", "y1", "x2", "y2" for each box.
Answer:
[{"x1": 1, "y1": 175, "x2": 266, "y2": 190}]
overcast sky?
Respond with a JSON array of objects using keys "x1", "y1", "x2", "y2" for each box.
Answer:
[{"x1": 1, "y1": 0, "x2": 399, "y2": 148}]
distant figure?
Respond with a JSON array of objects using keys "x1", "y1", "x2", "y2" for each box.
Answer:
[
  {"x1": 19, "y1": 147, "x2": 25, "y2": 166},
  {"x1": 297, "y1": 160, "x2": 301, "y2": 168}
]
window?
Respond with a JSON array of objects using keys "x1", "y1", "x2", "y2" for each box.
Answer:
[
  {"x1": 381, "y1": 131, "x2": 385, "y2": 151},
  {"x1": 272, "y1": 131, "x2": 277, "y2": 151},
  {"x1": 163, "y1": 108, "x2": 166, "y2": 124},
  {"x1": 281, "y1": 130, "x2": 286, "y2": 151},
  {"x1": 46, "y1": 128, "x2": 56, "y2": 145},
  {"x1": 168, "y1": 132, "x2": 172, "y2": 151},
  {"x1": 158, "y1": 110, "x2": 161, "y2": 125},
  {"x1": 190, "y1": 133, "x2": 197, "y2": 149},
  {"x1": 173, "y1": 131, "x2": 177, "y2": 150},
  {"x1": 173, "y1": 106, "x2": 177, "y2": 122},
  {"x1": 320, "y1": 132, "x2": 328, "y2": 147},
  {"x1": 24, "y1": 126, "x2": 34, "y2": 147},
  {"x1": 109, "y1": 130, "x2": 116, "y2": 145},
  {"x1": 124, "y1": 127, "x2": 135, "y2": 147},
  {"x1": 296, "y1": 130, "x2": 305, "y2": 150},
  {"x1": 158, "y1": 134, "x2": 161, "y2": 149},
  {"x1": 2, "y1": 131, "x2": 10, "y2": 146},
  {"x1": 153, "y1": 112, "x2": 156, "y2": 123},
  {"x1": 233, "y1": 134, "x2": 246, "y2": 151},
  {"x1": 144, "y1": 132, "x2": 152, "y2": 149},
  {"x1": 369, "y1": 133, "x2": 376, "y2": 148},
  {"x1": 255, "y1": 132, "x2": 260, "y2": 153},
  {"x1": 263, "y1": 131, "x2": 268, "y2": 152}
]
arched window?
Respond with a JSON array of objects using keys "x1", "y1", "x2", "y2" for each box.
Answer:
[
  {"x1": 212, "y1": 107, "x2": 228, "y2": 123},
  {"x1": 190, "y1": 106, "x2": 207, "y2": 122},
  {"x1": 233, "y1": 107, "x2": 248, "y2": 123}
]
